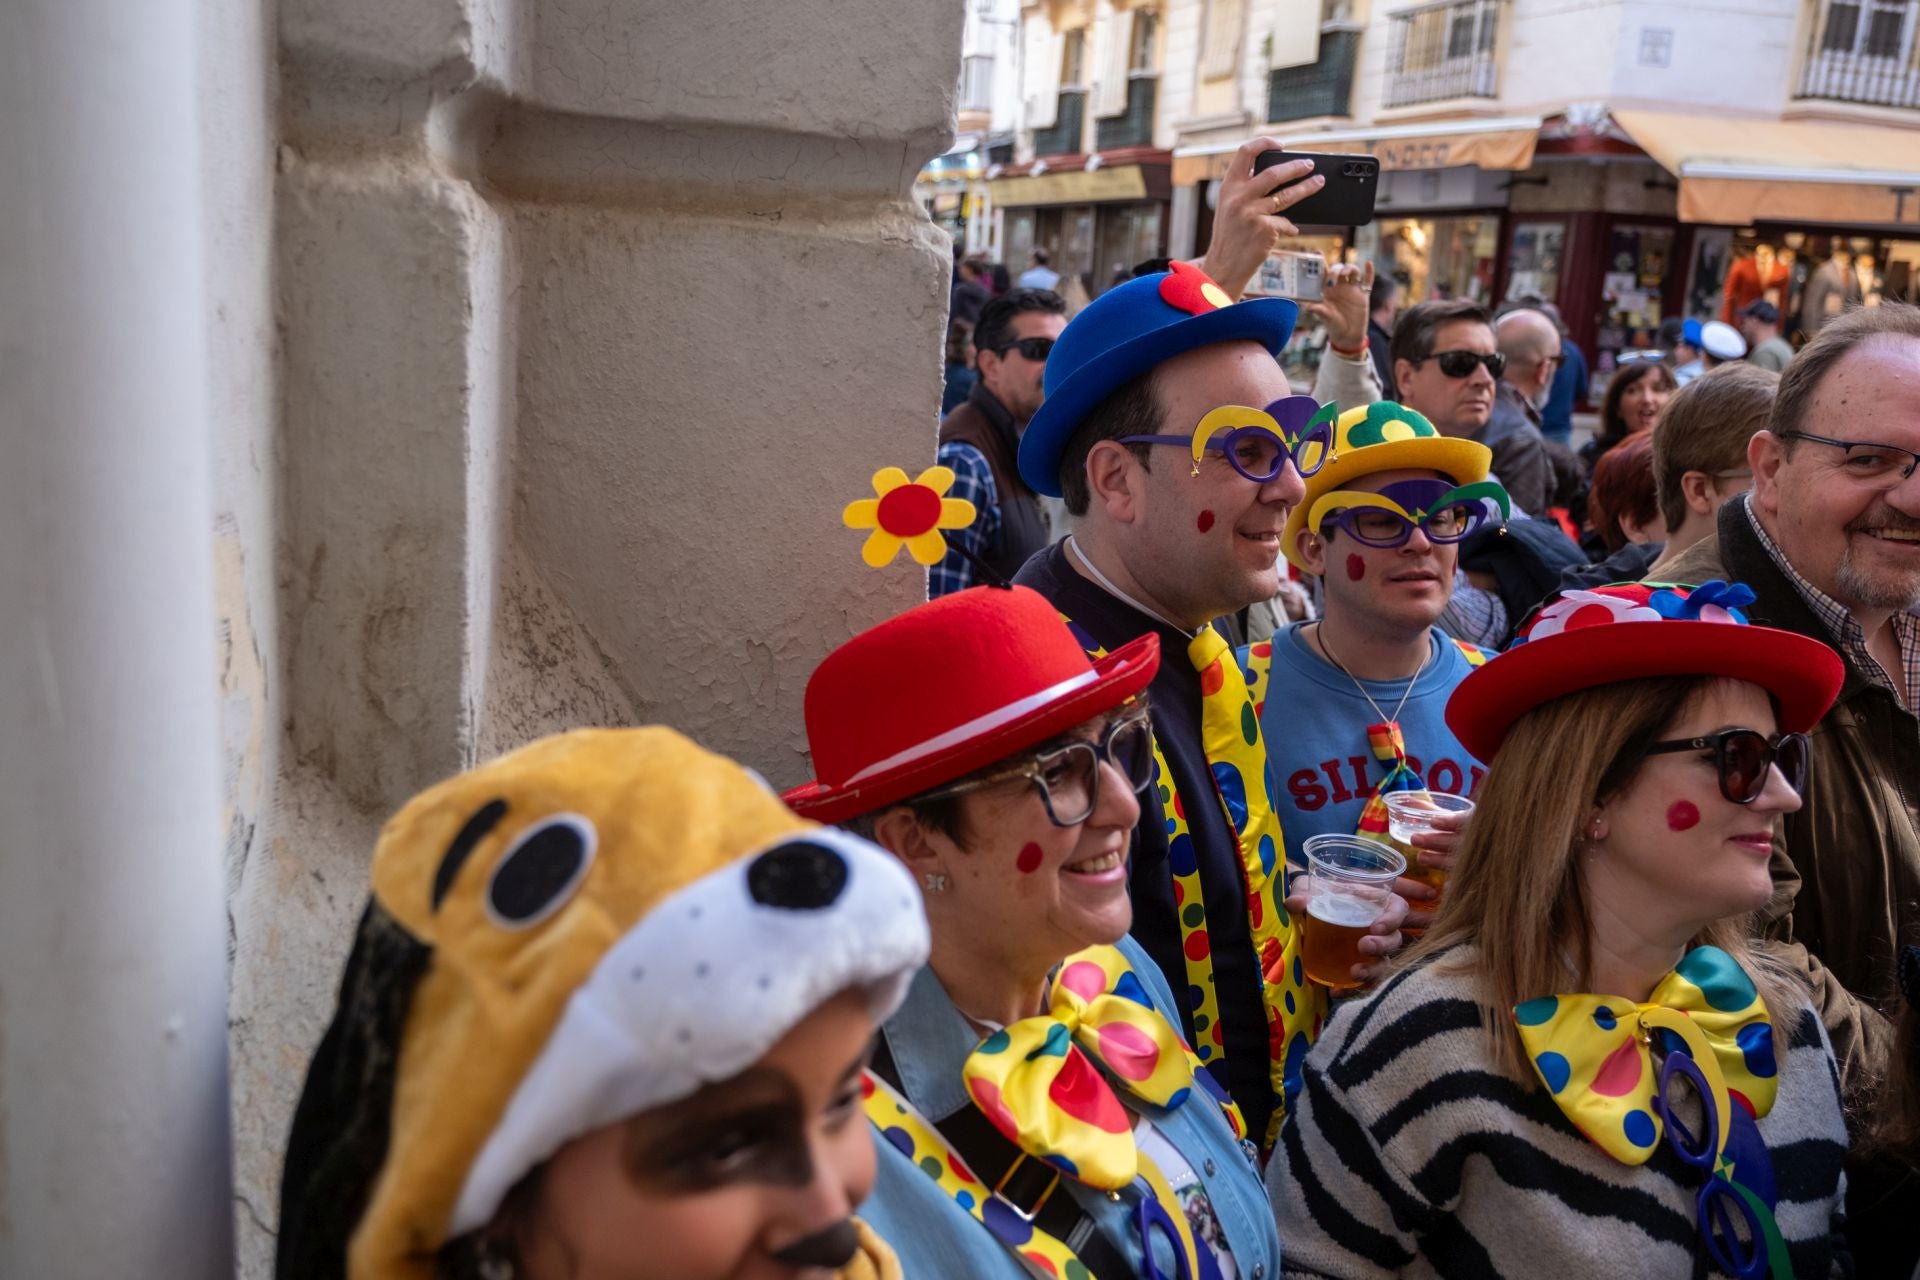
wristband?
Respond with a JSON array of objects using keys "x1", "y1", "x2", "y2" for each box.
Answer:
[{"x1": 1328, "y1": 336, "x2": 1368, "y2": 357}]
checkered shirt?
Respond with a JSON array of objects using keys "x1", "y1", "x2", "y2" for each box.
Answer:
[
  {"x1": 929, "y1": 441, "x2": 1000, "y2": 598},
  {"x1": 1744, "y1": 494, "x2": 1920, "y2": 709}
]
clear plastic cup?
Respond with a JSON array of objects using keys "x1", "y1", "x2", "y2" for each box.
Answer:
[
  {"x1": 1382, "y1": 791, "x2": 1475, "y2": 926},
  {"x1": 1298, "y1": 834, "x2": 1406, "y2": 990}
]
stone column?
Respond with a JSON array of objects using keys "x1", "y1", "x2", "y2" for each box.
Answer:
[{"x1": 0, "y1": 0, "x2": 235, "y2": 1274}]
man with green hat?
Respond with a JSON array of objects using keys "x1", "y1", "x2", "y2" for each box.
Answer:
[
  {"x1": 1243, "y1": 401, "x2": 1509, "y2": 899},
  {"x1": 1011, "y1": 260, "x2": 1407, "y2": 1149}
]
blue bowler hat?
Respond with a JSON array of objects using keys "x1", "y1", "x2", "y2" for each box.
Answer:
[{"x1": 1016, "y1": 263, "x2": 1298, "y2": 498}]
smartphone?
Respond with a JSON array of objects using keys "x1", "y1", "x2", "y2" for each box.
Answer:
[
  {"x1": 1253, "y1": 150, "x2": 1380, "y2": 227},
  {"x1": 1245, "y1": 250, "x2": 1325, "y2": 301}
]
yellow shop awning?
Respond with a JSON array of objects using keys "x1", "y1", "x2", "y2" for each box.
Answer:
[
  {"x1": 1614, "y1": 109, "x2": 1920, "y2": 227},
  {"x1": 1172, "y1": 116, "x2": 1540, "y2": 186},
  {"x1": 987, "y1": 164, "x2": 1159, "y2": 207}
]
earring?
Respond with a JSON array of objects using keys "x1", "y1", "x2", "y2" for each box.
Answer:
[
  {"x1": 1586, "y1": 816, "x2": 1608, "y2": 841},
  {"x1": 922, "y1": 872, "x2": 950, "y2": 895}
]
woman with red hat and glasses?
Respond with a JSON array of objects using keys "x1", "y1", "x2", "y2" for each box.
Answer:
[
  {"x1": 785, "y1": 585, "x2": 1281, "y2": 1280},
  {"x1": 1268, "y1": 582, "x2": 1853, "y2": 1279}
]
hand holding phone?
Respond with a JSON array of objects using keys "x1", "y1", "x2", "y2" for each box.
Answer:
[{"x1": 1253, "y1": 150, "x2": 1380, "y2": 227}]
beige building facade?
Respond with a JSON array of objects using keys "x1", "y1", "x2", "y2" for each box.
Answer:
[{"x1": 2, "y1": 0, "x2": 961, "y2": 1275}]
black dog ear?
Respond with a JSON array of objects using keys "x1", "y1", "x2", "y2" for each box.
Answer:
[{"x1": 275, "y1": 901, "x2": 431, "y2": 1280}]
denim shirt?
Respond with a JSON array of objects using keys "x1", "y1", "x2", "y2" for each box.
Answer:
[{"x1": 860, "y1": 935, "x2": 1284, "y2": 1280}]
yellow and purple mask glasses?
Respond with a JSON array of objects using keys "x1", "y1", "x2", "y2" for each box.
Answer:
[
  {"x1": 1308, "y1": 476, "x2": 1510, "y2": 549},
  {"x1": 1120, "y1": 395, "x2": 1339, "y2": 483}
]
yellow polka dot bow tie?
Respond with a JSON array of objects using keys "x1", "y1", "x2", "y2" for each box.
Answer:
[
  {"x1": 1513, "y1": 945, "x2": 1778, "y2": 1166},
  {"x1": 962, "y1": 944, "x2": 1242, "y2": 1190}
]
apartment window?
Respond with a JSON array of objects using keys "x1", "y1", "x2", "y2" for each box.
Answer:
[
  {"x1": 1201, "y1": 0, "x2": 1245, "y2": 79},
  {"x1": 1386, "y1": 0, "x2": 1502, "y2": 105},
  {"x1": 1062, "y1": 29, "x2": 1088, "y2": 86},
  {"x1": 961, "y1": 55, "x2": 995, "y2": 110},
  {"x1": 1131, "y1": 11, "x2": 1159, "y2": 72},
  {"x1": 1799, "y1": 0, "x2": 1919, "y2": 107},
  {"x1": 1819, "y1": 0, "x2": 1914, "y2": 58}
]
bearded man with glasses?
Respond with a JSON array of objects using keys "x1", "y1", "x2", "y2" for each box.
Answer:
[{"x1": 1656, "y1": 300, "x2": 1920, "y2": 1277}]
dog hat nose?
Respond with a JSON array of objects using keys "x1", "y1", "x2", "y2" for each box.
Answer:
[{"x1": 747, "y1": 841, "x2": 848, "y2": 910}]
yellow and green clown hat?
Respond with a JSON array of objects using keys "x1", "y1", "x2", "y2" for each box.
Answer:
[{"x1": 1281, "y1": 400, "x2": 1494, "y2": 569}]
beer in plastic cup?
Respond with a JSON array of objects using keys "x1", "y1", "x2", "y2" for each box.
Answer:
[
  {"x1": 1298, "y1": 834, "x2": 1405, "y2": 990},
  {"x1": 1382, "y1": 791, "x2": 1475, "y2": 925}
]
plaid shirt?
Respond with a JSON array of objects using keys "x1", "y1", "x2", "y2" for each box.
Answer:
[
  {"x1": 1744, "y1": 494, "x2": 1920, "y2": 708},
  {"x1": 929, "y1": 441, "x2": 1000, "y2": 597}
]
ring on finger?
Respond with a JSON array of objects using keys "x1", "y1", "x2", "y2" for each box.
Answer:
[{"x1": 1271, "y1": 193, "x2": 1285, "y2": 213}]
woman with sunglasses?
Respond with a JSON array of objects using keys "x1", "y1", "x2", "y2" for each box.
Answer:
[
  {"x1": 1269, "y1": 581, "x2": 1853, "y2": 1279},
  {"x1": 786, "y1": 585, "x2": 1282, "y2": 1280}
]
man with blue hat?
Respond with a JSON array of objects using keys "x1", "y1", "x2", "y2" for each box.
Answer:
[{"x1": 1010, "y1": 260, "x2": 1406, "y2": 1150}]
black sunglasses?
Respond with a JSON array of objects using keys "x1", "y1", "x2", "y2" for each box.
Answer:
[
  {"x1": 990, "y1": 337, "x2": 1056, "y2": 362},
  {"x1": 1420, "y1": 349, "x2": 1506, "y2": 379},
  {"x1": 1643, "y1": 729, "x2": 1810, "y2": 804}
]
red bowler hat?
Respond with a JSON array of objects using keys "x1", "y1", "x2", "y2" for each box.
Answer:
[
  {"x1": 784, "y1": 586, "x2": 1160, "y2": 824},
  {"x1": 1446, "y1": 581, "x2": 1844, "y2": 761}
]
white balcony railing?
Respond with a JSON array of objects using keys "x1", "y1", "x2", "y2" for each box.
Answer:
[
  {"x1": 1384, "y1": 0, "x2": 1501, "y2": 109},
  {"x1": 1798, "y1": 0, "x2": 1920, "y2": 108}
]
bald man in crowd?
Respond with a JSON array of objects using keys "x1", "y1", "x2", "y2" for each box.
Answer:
[{"x1": 1477, "y1": 307, "x2": 1559, "y2": 514}]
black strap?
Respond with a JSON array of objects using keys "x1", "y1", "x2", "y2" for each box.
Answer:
[{"x1": 870, "y1": 1037, "x2": 1136, "y2": 1278}]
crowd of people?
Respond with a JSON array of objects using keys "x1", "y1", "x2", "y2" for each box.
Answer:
[{"x1": 276, "y1": 138, "x2": 1920, "y2": 1279}]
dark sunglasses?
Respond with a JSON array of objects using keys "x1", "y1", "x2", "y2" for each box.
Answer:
[
  {"x1": 916, "y1": 709, "x2": 1155, "y2": 827},
  {"x1": 1421, "y1": 349, "x2": 1506, "y2": 379},
  {"x1": 990, "y1": 336, "x2": 1056, "y2": 362},
  {"x1": 1643, "y1": 729, "x2": 1810, "y2": 804}
]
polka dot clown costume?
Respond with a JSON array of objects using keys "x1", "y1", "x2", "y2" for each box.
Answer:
[
  {"x1": 275, "y1": 727, "x2": 930, "y2": 1280},
  {"x1": 786, "y1": 585, "x2": 1285, "y2": 1280}
]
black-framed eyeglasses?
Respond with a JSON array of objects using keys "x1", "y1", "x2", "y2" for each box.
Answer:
[
  {"x1": 1643, "y1": 729, "x2": 1809, "y2": 805},
  {"x1": 1419, "y1": 349, "x2": 1507, "y2": 379},
  {"x1": 989, "y1": 336, "x2": 1056, "y2": 362},
  {"x1": 1776, "y1": 430, "x2": 1920, "y2": 487},
  {"x1": 916, "y1": 708, "x2": 1155, "y2": 827}
]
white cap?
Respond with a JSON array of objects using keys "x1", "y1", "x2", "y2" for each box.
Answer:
[{"x1": 1701, "y1": 320, "x2": 1747, "y2": 362}]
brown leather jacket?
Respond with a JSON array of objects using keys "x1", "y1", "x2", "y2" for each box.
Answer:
[{"x1": 1656, "y1": 501, "x2": 1906, "y2": 1106}]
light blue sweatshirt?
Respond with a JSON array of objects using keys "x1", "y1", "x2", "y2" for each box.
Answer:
[{"x1": 1242, "y1": 622, "x2": 1487, "y2": 866}]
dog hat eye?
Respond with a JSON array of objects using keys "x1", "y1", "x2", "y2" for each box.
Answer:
[{"x1": 487, "y1": 814, "x2": 597, "y2": 928}]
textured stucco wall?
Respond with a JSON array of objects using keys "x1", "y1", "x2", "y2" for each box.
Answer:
[{"x1": 218, "y1": 0, "x2": 960, "y2": 1272}]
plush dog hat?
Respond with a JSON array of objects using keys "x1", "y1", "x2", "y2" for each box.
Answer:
[{"x1": 277, "y1": 727, "x2": 930, "y2": 1279}]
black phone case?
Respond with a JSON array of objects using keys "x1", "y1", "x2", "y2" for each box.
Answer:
[{"x1": 1253, "y1": 150, "x2": 1380, "y2": 227}]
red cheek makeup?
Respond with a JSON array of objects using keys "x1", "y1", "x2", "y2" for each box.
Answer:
[
  {"x1": 1346, "y1": 555, "x2": 1366, "y2": 582},
  {"x1": 1666, "y1": 800, "x2": 1700, "y2": 832},
  {"x1": 1016, "y1": 842, "x2": 1044, "y2": 874},
  {"x1": 1196, "y1": 510, "x2": 1215, "y2": 533}
]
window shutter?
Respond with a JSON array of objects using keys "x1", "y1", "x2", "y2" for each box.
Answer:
[
  {"x1": 1094, "y1": 9, "x2": 1137, "y2": 117},
  {"x1": 1270, "y1": 0, "x2": 1323, "y2": 70}
]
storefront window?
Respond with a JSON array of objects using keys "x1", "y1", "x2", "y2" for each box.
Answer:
[
  {"x1": 1356, "y1": 215, "x2": 1498, "y2": 306},
  {"x1": 1677, "y1": 227, "x2": 1920, "y2": 355},
  {"x1": 1504, "y1": 220, "x2": 1564, "y2": 304},
  {"x1": 1592, "y1": 223, "x2": 1674, "y2": 393},
  {"x1": 1094, "y1": 204, "x2": 1165, "y2": 292}
]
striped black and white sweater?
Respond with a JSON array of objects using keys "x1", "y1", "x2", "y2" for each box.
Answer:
[{"x1": 1267, "y1": 948, "x2": 1851, "y2": 1278}]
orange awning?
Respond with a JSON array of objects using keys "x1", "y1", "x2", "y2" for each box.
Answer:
[
  {"x1": 1613, "y1": 109, "x2": 1920, "y2": 227},
  {"x1": 1172, "y1": 116, "x2": 1539, "y2": 186}
]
